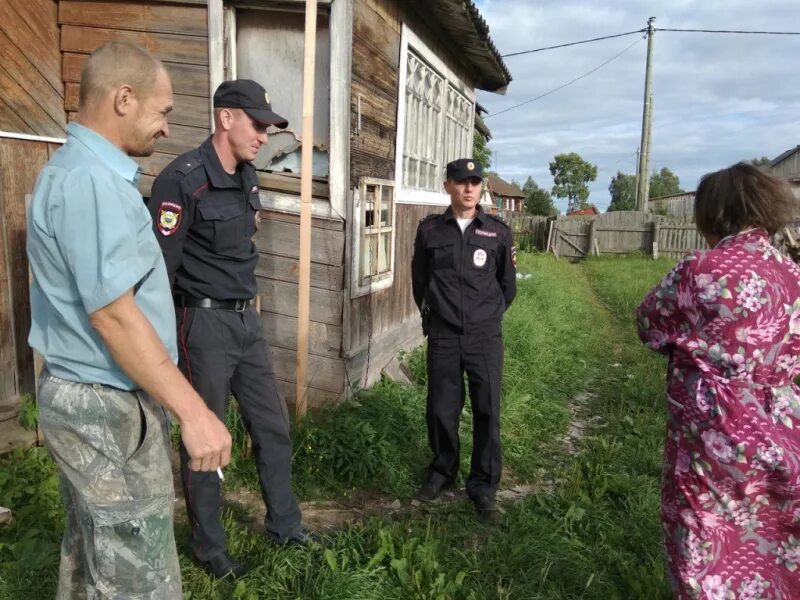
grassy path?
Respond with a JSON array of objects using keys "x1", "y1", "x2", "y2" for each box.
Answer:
[{"x1": 0, "y1": 254, "x2": 679, "y2": 599}]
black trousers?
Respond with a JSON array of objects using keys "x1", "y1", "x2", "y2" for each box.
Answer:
[
  {"x1": 425, "y1": 329, "x2": 504, "y2": 499},
  {"x1": 176, "y1": 305, "x2": 301, "y2": 560}
]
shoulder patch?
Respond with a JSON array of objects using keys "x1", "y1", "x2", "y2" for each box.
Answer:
[
  {"x1": 157, "y1": 202, "x2": 182, "y2": 236},
  {"x1": 176, "y1": 157, "x2": 202, "y2": 176}
]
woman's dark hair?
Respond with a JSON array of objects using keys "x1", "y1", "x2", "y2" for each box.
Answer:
[{"x1": 694, "y1": 162, "x2": 796, "y2": 237}]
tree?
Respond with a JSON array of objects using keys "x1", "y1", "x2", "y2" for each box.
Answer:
[
  {"x1": 649, "y1": 167, "x2": 683, "y2": 199},
  {"x1": 607, "y1": 171, "x2": 637, "y2": 212},
  {"x1": 747, "y1": 156, "x2": 771, "y2": 168},
  {"x1": 473, "y1": 131, "x2": 492, "y2": 170},
  {"x1": 522, "y1": 177, "x2": 557, "y2": 216},
  {"x1": 549, "y1": 152, "x2": 598, "y2": 212}
]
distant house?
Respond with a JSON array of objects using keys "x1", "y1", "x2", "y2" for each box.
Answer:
[
  {"x1": 486, "y1": 173, "x2": 525, "y2": 213},
  {"x1": 566, "y1": 206, "x2": 599, "y2": 218},
  {"x1": 648, "y1": 191, "x2": 695, "y2": 219},
  {"x1": 769, "y1": 145, "x2": 800, "y2": 199}
]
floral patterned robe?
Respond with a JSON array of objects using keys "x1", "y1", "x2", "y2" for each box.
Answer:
[{"x1": 637, "y1": 229, "x2": 800, "y2": 599}]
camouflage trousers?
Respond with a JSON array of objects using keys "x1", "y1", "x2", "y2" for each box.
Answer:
[{"x1": 38, "y1": 368, "x2": 182, "y2": 599}]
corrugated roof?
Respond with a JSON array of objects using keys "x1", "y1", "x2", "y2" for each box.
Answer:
[
  {"x1": 486, "y1": 173, "x2": 524, "y2": 198},
  {"x1": 770, "y1": 145, "x2": 800, "y2": 168},
  {"x1": 407, "y1": 0, "x2": 512, "y2": 92}
]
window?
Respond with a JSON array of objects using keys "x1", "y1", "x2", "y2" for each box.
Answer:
[
  {"x1": 395, "y1": 26, "x2": 475, "y2": 204},
  {"x1": 351, "y1": 178, "x2": 396, "y2": 296}
]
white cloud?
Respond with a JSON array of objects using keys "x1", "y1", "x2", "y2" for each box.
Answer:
[{"x1": 474, "y1": 0, "x2": 800, "y2": 212}]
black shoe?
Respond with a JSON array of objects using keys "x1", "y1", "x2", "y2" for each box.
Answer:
[
  {"x1": 196, "y1": 551, "x2": 247, "y2": 579},
  {"x1": 472, "y1": 495, "x2": 500, "y2": 523},
  {"x1": 266, "y1": 528, "x2": 321, "y2": 547},
  {"x1": 416, "y1": 479, "x2": 455, "y2": 503}
]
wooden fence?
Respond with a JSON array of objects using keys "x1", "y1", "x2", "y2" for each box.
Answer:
[{"x1": 509, "y1": 210, "x2": 707, "y2": 259}]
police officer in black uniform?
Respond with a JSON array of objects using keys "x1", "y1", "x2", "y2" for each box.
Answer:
[
  {"x1": 411, "y1": 158, "x2": 516, "y2": 521},
  {"x1": 147, "y1": 80, "x2": 315, "y2": 579}
]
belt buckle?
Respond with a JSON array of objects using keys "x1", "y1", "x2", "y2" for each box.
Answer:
[{"x1": 234, "y1": 299, "x2": 248, "y2": 313}]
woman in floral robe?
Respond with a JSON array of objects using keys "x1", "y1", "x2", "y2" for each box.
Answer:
[{"x1": 637, "y1": 163, "x2": 800, "y2": 599}]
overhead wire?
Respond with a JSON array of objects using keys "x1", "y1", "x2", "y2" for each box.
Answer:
[{"x1": 486, "y1": 34, "x2": 645, "y2": 118}]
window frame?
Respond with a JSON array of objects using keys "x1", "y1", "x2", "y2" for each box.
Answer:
[
  {"x1": 350, "y1": 177, "x2": 396, "y2": 298},
  {"x1": 394, "y1": 24, "x2": 476, "y2": 207}
]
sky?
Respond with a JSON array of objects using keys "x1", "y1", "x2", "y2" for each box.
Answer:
[{"x1": 473, "y1": 0, "x2": 800, "y2": 213}]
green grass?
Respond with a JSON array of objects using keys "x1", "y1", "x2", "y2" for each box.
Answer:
[{"x1": 0, "y1": 253, "x2": 680, "y2": 599}]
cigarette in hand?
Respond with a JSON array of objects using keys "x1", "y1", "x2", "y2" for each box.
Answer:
[{"x1": 217, "y1": 467, "x2": 224, "y2": 481}]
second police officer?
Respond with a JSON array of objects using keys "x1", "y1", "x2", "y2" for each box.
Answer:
[
  {"x1": 147, "y1": 80, "x2": 317, "y2": 580},
  {"x1": 411, "y1": 158, "x2": 517, "y2": 522}
]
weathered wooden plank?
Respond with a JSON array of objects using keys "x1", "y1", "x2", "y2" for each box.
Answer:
[
  {"x1": 59, "y1": 1, "x2": 207, "y2": 37},
  {"x1": 0, "y1": 31, "x2": 65, "y2": 130},
  {"x1": 350, "y1": 115, "x2": 395, "y2": 161},
  {"x1": 353, "y1": 0, "x2": 400, "y2": 67},
  {"x1": 63, "y1": 53, "x2": 210, "y2": 98},
  {"x1": 262, "y1": 209, "x2": 344, "y2": 232},
  {"x1": 257, "y1": 278, "x2": 342, "y2": 326},
  {"x1": 351, "y1": 48, "x2": 398, "y2": 101},
  {"x1": 138, "y1": 174, "x2": 155, "y2": 198},
  {"x1": 254, "y1": 218, "x2": 344, "y2": 266},
  {"x1": 257, "y1": 172, "x2": 330, "y2": 200},
  {"x1": 61, "y1": 25, "x2": 208, "y2": 66},
  {"x1": 65, "y1": 83, "x2": 208, "y2": 129},
  {"x1": 0, "y1": 192, "x2": 16, "y2": 405},
  {"x1": 0, "y1": 0, "x2": 63, "y2": 95},
  {"x1": 0, "y1": 97, "x2": 31, "y2": 133},
  {"x1": 351, "y1": 79, "x2": 397, "y2": 131},
  {"x1": 260, "y1": 310, "x2": 342, "y2": 359},
  {"x1": 270, "y1": 346, "x2": 345, "y2": 394},
  {"x1": 350, "y1": 149, "x2": 394, "y2": 181},
  {"x1": 0, "y1": 63, "x2": 64, "y2": 137},
  {"x1": 0, "y1": 139, "x2": 49, "y2": 395},
  {"x1": 275, "y1": 378, "x2": 342, "y2": 409},
  {"x1": 154, "y1": 123, "x2": 208, "y2": 155},
  {"x1": 256, "y1": 252, "x2": 342, "y2": 291}
]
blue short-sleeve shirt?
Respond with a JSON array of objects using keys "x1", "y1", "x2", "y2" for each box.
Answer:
[{"x1": 27, "y1": 122, "x2": 178, "y2": 390}]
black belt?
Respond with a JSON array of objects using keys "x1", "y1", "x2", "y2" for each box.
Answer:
[{"x1": 174, "y1": 295, "x2": 254, "y2": 312}]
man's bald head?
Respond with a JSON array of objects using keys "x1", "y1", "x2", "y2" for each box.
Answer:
[{"x1": 79, "y1": 42, "x2": 164, "y2": 111}]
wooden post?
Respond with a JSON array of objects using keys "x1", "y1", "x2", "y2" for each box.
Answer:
[
  {"x1": 651, "y1": 219, "x2": 660, "y2": 259},
  {"x1": 295, "y1": 0, "x2": 318, "y2": 420},
  {"x1": 587, "y1": 218, "x2": 597, "y2": 258},
  {"x1": 546, "y1": 219, "x2": 555, "y2": 254}
]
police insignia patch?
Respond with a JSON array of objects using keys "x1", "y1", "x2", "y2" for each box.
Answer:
[
  {"x1": 473, "y1": 248, "x2": 487, "y2": 267},
  {"x1": 511, "y1": 245, "x2": 517, "y2": 267},
  {"x1": 158, "y1": 202, "x2": 182, "y2": 236},
  {"x1": 467, "y1": 161, "x2": 475, "y2": 171}
]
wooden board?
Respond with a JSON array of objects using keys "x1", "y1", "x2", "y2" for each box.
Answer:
[
  {"x1": 254, "y1": 218, "x2": 344, "y2": 266},
  {"x1": 270, "y1": 346, "x2": 344, "y2": 394},
  {"x1": 255, "y1": 252, "x2": 342, "y2": 291},
  {"x1": 0, "y1": 0, "x2": 62, "y2": 95},
  {"x1": 62, "y1": 53, "x2": 210, "y2": 98},
  {"x1": 0, "y1": 418, "x2": 37, "y2": 455},
  {"x1": 0, "y1": 97, "x2": 31, "y2": 133},
  {"x1": 257, "y1": 278, "x2": 342, "y2": 326},
  {"x1": 59, "y1": 1, "x2": 207, "y2": 37},
  {"x1": 257, "y1": 172, "x2": 330, "y2": 199},
  {"x1": 260, "y1": 310, "x2": 342, "y2": 359},
  {"x1": 61, "y1": 25, "x2": 208, "y2": 66},
  {"x1": 153, "y1": 123, "x2": 209, "y2": 155},
  {"x1": 64, "y1": 83, "x2": 208, "y2": 129},
  {"x1": 275, "y1": 378, "x2": 342, "y2": 408},
  {"x1": 0, "y1": 139, "x2": 50, "y2": 395},
  {"x1": 0, "y1": 63, "x2": 64, "y2": 138}
]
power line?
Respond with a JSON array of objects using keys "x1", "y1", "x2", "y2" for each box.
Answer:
[
  {"x1": 659, "y1": 27, "x2": 800, "y2": 35},
  {"x1": 487, "y1": 35, "x2": 645, "y2": 119},
  {"x1": 502, "y1": 30, "x2": 644, "y2": 57},
  {"x1": 502, "y1": 27, "x2": 800, "y2": 59}
]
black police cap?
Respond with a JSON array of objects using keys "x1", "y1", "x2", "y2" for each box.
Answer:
[
  {"x1": 213, "y1": 79, "x2": 289, "y2": 129},
  {"x1": 446, "y1": 158, "x2": 484, "y2": 182}
]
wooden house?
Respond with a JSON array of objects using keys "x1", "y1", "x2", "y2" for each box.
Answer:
[
  {"x1": 0, "y1": 0, "x2": 511, "y2": 423},
  {"x1": 486, "y1": 173, "x2": 525, "y2": 213},
  {"x1": 769, "y1": 145, "x2": 800, "y2": 199}
]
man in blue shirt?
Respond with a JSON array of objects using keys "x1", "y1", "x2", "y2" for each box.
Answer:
[{"x1": 27, "y1": 41, "x2": 231, "y2": 598}]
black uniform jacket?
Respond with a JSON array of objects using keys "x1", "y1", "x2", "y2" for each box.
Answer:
[
  {"x1": 411, "y1": 206, "x2": 516, "y2": 335},
  {"x1": 147, "y1": 137, "x2": 261, "y2": 301}
]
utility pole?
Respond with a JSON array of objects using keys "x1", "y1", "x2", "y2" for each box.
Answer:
[{"x1": 635, "y1": 17, "x2": 656, "y2": 212}]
